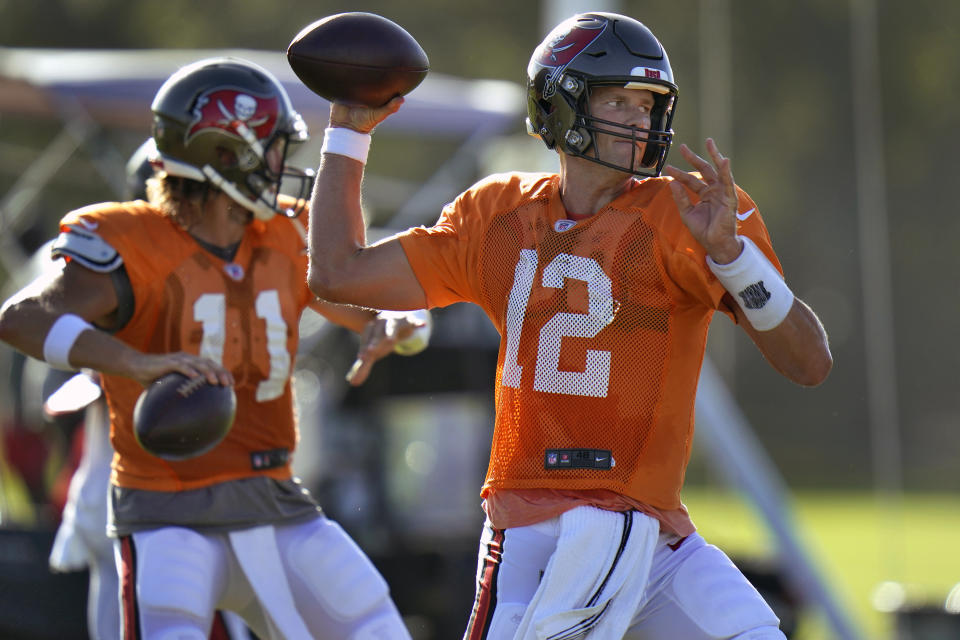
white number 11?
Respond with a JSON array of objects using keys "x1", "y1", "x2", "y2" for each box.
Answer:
[{"x1": 194, "y1": 290, "x2": 290, "y2": 402}]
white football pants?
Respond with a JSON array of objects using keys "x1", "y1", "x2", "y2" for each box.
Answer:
[
  {"x1": 115, "y1": 517, "x2": 410, "y2": 640},
  {"x1": 465, "y1": 513, "x2": 785, "y2": 640}
]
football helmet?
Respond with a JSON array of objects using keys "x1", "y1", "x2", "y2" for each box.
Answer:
[
  {"x1": 526, "y1": 13, "x2": 679, "y2": 177},
  {"x1": 151, "y1": 57, "x2": 313, "y2": 220}
]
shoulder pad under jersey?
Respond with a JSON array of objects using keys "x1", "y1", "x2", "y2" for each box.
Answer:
[{"x1": 51, "y1": 224, "x2": 123, "y2": 272}]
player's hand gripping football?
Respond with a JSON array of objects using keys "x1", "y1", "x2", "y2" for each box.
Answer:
[
  {"x1": 329, "y1": 97, "x2": 404, "y2": 134},
  {"x1": 664, "y1": 138, "x2": 743, "y2": 265},
  {"x1": 345, "y1": 311, "x2": 429, "y2": 386},
  {"x1": 128, "y1": 351, "x2": 233, "y2": 388}
]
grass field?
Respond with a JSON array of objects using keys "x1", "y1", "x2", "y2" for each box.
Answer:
[{"x1": 682, "y1": 488, "x2": 960, "y2": 640}]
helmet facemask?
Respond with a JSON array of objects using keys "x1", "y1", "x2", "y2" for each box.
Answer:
[
  {"x1": 557, "y1": 75, "x2": 677, "y2": 176},
  {"x1": 203, "y1": 119, "x2": 314, "y2": 221}
]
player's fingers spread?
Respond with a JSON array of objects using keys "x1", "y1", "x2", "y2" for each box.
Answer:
[
  {"x1": 709, "y1": 155, "x2": 736, "y2": 204},
  {"x1": 662, "y1": 164, "x2": 682, "y2": 179},
  {"x1": 705, "y1": 139, "x2": 731, "y2": 178},
  {"x1": 667, "y1": 178, "x2": 692, "y2": 212},
  {"x1": 678, "y1": 143, "x2": 710, "y2": 171},
  {"x1": 706, "y1": 137, "x2": 726, "y2": 165},
  {"x1": 676, "y1": 143, "x2": 697, "y2": 165},
  {"x1": 664, "y1": 166, "x2": 702, "y2": 192},
  {"x1": 686, "y1": 145, "x2": 722, "y2": 183},
  {"x1": 707, "y1": 142, "x2": 729, "y2": 182},
  {"x1": 662, "y1": 164, "x2": 686, "y2": 182},
  {"x1": 721, "y1": 159, "x2": 736, "y2": 193}
]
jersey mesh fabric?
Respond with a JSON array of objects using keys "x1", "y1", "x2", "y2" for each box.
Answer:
[
  {"x1": 399, "y1": 172, "x2": 779, "y2": 510},
  {"x1": 55, "y1": 200, "x2": 313, "y2": 492}
]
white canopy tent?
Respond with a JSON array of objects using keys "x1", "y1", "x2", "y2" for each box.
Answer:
[{"x1": 0, "y1": 46, "x2": 526, "y2": 283}]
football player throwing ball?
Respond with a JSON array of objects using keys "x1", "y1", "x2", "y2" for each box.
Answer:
[{"x1": 307, "y1": 12, "x2": 832, "y2": 640}]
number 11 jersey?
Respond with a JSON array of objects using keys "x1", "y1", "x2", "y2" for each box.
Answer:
[{"x1": 54, "y1": 201, "x2": 313, "y2": 492}]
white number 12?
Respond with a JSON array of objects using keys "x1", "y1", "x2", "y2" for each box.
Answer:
[{"x1": 502, "y1": 250, "x2": 615, "y2": 398}]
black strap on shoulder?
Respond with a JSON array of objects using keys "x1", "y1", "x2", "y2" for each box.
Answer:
[{"x1": 97, "y1": 265, "x2": 135, "y2": 333}]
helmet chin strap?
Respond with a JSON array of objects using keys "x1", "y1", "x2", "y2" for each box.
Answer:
[{"x1": 201, "y1": 165, "x2": 276, "y2": 221}]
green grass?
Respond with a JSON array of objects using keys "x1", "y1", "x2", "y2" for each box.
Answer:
[{"x1": 682, "y1": 488, "x2": 960, "y2": 640}]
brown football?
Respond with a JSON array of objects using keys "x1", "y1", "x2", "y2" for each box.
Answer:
[
  {"x1": 287, "y1": 12, "x2": 429, "y2": 107},
  {"x1": 133, "y1": 372, "x2": 236, "y2": 461}
]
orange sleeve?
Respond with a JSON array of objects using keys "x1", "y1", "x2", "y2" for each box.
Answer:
[
  {"x1": 397, "y1": 173, "x2": 545, "y2": 309},
  {"x1": 397, "y1": 209, "x2": 477, "y2": 309}
]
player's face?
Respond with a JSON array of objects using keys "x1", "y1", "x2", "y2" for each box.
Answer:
[{"x1": 588, "y1": 87, "x2": 654, "y2": 172}]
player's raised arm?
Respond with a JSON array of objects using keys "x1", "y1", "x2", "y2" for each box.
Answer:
[
  {"x1": 308, "y1": 98, "x2": 426, "y2": 309},
  {"x1": 305, "y1": 98, "x2": 426, "y2": 311},
  {"x1": 289, "y1": 13, "x2": 429, "y2": 311}
]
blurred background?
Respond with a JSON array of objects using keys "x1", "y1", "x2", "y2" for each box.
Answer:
[{"x1": 0, "y1": 0, "x2": 958, "y2": 638}]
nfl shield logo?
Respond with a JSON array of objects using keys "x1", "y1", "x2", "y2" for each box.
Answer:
[{"x1": 224, "y1": 263, "x2": 245, "y2": 281}]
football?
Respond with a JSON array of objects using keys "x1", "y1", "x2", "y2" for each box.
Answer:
[
  {"x1": 133, "y1": 372, "x2": 236, "y2": 461},
  {"x1": 286, "y1": 12, "x2": 429, "y2": 107}
]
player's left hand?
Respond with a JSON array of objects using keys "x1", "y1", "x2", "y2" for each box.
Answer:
[
  {"x1": 345, "y1": 310, "x2": 429, "y2": 386},
  {"x1": 664, "y1": 138, "x2": 743, "y2": 264}
]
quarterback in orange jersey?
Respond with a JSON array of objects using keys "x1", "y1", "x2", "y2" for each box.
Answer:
[
  {"x1": 309, "y1": 12, "x2": 831, "y2": 640},
  {"x1": 0, "y1": 58, "x2": 425, "y2": 639}
]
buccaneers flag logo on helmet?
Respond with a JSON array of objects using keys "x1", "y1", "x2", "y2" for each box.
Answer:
[
  {"x1": 532, "y1": 17, "x2": 606, "y2": 99},
  {"x1": 534, "y1": 18, "x2": 605, "y2": 68},
  {"x1": 185, "y1": 88, "x2": 279, "y2": 144}
]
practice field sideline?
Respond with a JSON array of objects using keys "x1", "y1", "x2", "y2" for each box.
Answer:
[{"x1": 683, "y1": 487, "x2": 960, "y2": 640}]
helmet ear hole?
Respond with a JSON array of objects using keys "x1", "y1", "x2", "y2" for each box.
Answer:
[{"x1": 216, "y1": 146, "x2": 239, "y2": 170}]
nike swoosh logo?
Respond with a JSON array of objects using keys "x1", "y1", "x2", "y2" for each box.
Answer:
[
  {"x1": 78, "y1": 218, "x2": 99, "y2": 230},
  {"x1": 736, "y1": 208, "x2": 756, "y2": 221}
]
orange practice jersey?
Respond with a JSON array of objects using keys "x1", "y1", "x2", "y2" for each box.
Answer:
[
  {"x1": 55, "y1": 201, "x2": 314, "y2": 491},
  {"x1": 398, "y1": 172, "x2": 781, "y2": 510}
]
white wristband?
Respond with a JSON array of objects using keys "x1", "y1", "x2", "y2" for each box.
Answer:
[
  {"x1": 379, "y1": 309, "x2": 433, "y2": 356},
  {"x1": 707, "y1": 236, "x2": 794, "y2": 331},
  {"x1": 43, "y1": 314, "x2": 94, "y2": 370},
  {"x1": 320, "y1": 127, "x2": 372, "y2": 164}
]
